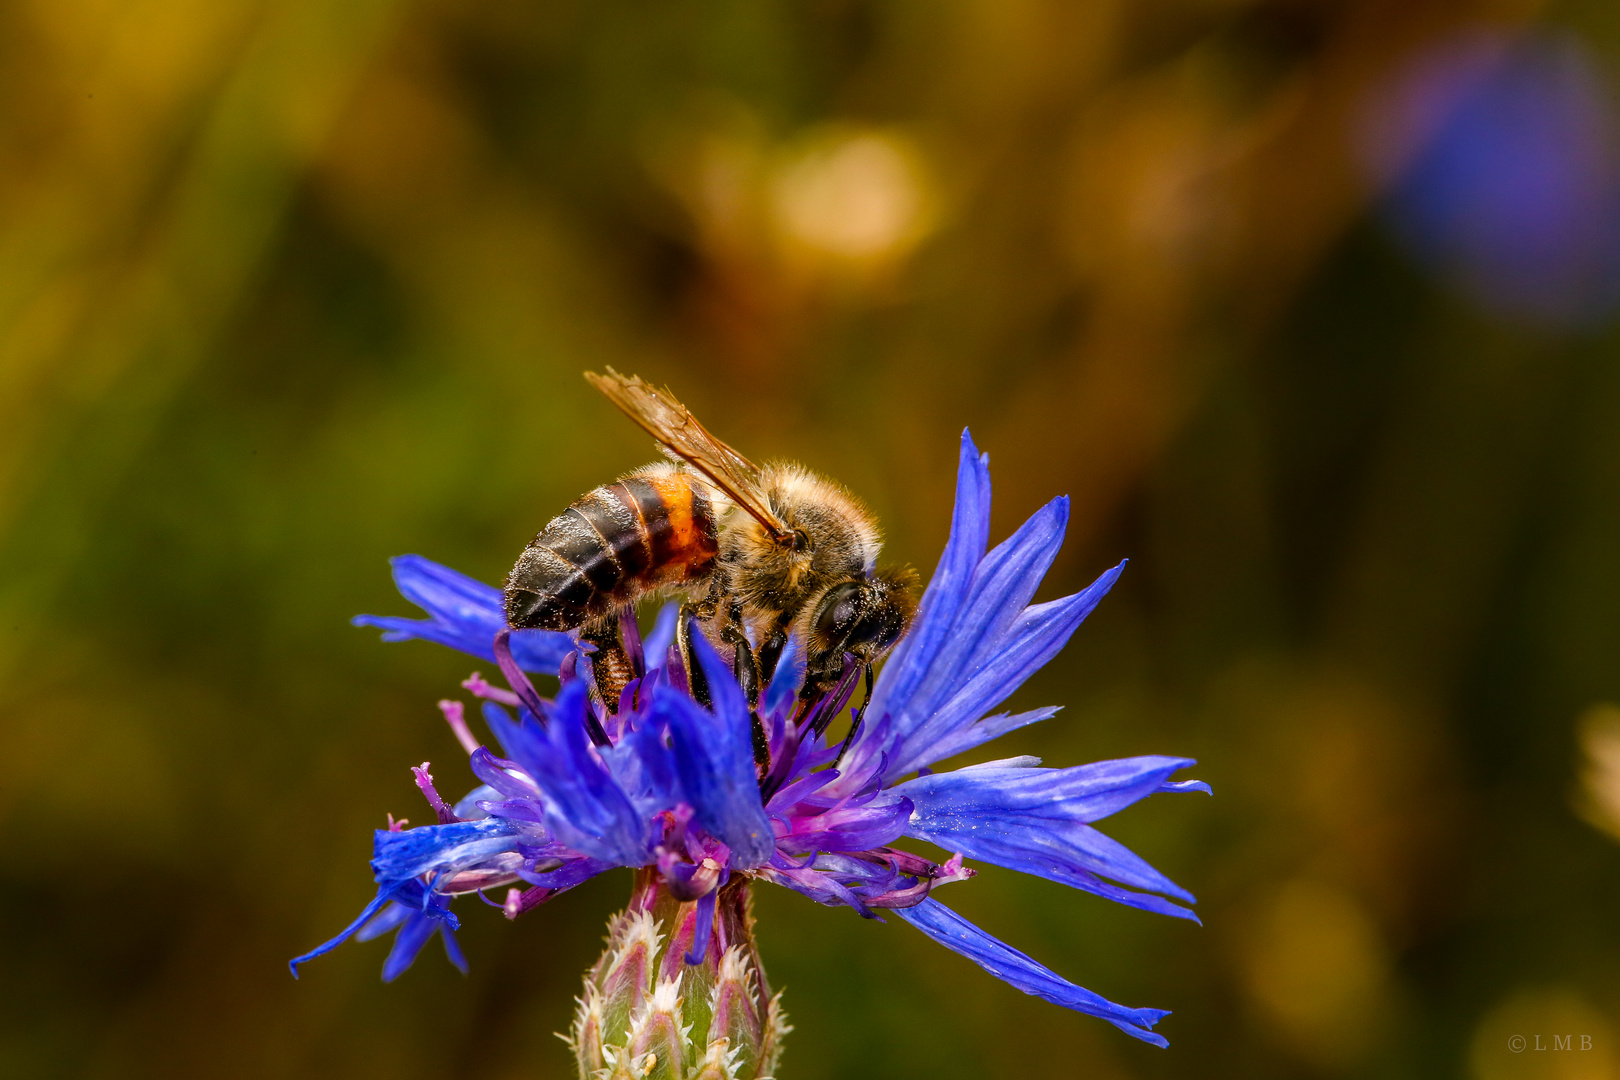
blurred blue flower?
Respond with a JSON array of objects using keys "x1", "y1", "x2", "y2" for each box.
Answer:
[
  {"x1": 293, "y1": 431, "x2": 1208, "y2": 1046},
  {"x1": 1358, "y1": 29, "x2": 1620, "y2": 327},
  {"x1": 351, "y1": 555, "x2": 574, "y2": 671}
]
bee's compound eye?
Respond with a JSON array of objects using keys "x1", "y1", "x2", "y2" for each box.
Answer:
[
  {"x1": 814, "y1": 581, "x2": 862, "y2": 644},
  {"x1": 857, "y1": 606, "x2": 907, "y2": 653}
]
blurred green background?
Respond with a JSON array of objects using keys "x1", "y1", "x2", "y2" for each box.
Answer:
[{"x1": 5, "y1": 1, "x2": 1620, "y2": 1077}]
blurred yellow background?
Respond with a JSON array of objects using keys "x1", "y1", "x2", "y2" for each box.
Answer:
[{"x1": 4, "y1": 0, "x2": 1620, "y2": 1077}]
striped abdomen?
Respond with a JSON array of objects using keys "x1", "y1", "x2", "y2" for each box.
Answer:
[{"x1": 504, "y1": 464, "x2": 719, "y2": 631}]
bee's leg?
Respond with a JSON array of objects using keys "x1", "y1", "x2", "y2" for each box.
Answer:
[
  {"x1": 721, "y1": 623, "x2": 761, "y2": 709},
  {"x1": 690, "y1": 574, "x2": 725, "y2": 620},
  {"x1": 677, "y1": 575, "x2": 729, "y2": 708},
  {"x1": 580, "y1": 614, "x2": 635, "y2": 716},
  {"x1": 717, "y1": 617, "x2": 770, "y2": 779},
  {"x1": 677, "y1": 603, "x2": 711, "y2": 709},
  {"x1": 832, "y1": 663, "x2": 876, "y2": 768},
  {"x1": 716, "y1": 599, "x2": 767, "y2": 766},
  {"x1": 756, "y1": 624, "x2": 789, "y2": 688}
]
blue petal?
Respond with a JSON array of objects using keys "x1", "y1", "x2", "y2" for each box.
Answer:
[
  {"x1": 896, "y1": 757, "x2": 1204, "y2": 916},
  {"x1": 643, "y1": 603, "x2": 679, "y2": 673},
  {"x1": 894, "y1": 898, "x2": 1172, "y2": 1046},
  {"x1": 919, "y1": 707, "x2": 1062, "y2": 764},
  {"x1": 352, "y1": 555, "x2": 572, "y2": 673},
  {"x1": 478, "y1": 700, "x2": 548, "y2": 777},
  {"x1": 381, "y1": 910, "x2": 442, "y2": 982},
  {"x1": 1160, "y1": 778, "x2": 1213, "y2": 795},
  {"x1": 903, "y1": 495, "x2": 1071, "y2": 720},
  {"x1": 293, "y1": 879, "x2": 468, "y2": 982},
  {"x1": 289, "y1": 886, "x2": 398, "y2": 976},
  {"x1": 689, "y1": 618, "x2": 749, "y2": 727},
  {"x1": 451, "y1": 783, "x2": 502, "y2": 820},
  {"x1": 354, "y1": 901, "x2": 411, "y2": 943},
  {"x1": 439, "y1": 922, "x2": 469, "y2": 975},
  {"x1": 886, "y1": 496, "x2": 1075, "y2": 740},
  {"x1": 370, "y1": 818, "x2": 526, "y2": 888},
  {"x1": 653, "y1": 632, "x2": 775, "y2": 868},
  {"x1": 524, "y1": 680, "x2": 650, "y2": 865},
  {"x1": 884, "y1": 563, "x2": 1123, "y2": 780},
  {"x1": 604, "y1": 708, "x2": 684, "y2": 815},
  {"x1": 865, "y1": 431, "x2": 991, "y2": 726},
  {"x1": 760, "y1": 633, "x2": 806, "y2": 721},
  {"x1": 841, "y1": 431, "x2": 1125, "y2": 783},
  {"x1": 898, "y1": 756, "x2": 1204, "y2": 827}
]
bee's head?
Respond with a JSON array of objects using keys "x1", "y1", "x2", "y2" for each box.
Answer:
[{"x1": 807, "y1": 565, "x2": 921, "y2": 671}]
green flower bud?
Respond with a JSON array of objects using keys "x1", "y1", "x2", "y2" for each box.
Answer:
[{"x1": 566, "y1": 869, "x2": 789, "y2": 1080}]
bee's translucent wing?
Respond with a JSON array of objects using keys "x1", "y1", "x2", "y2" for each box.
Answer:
[{"x1": 586, "y1": 368, "x2": 790, "y2": 541}]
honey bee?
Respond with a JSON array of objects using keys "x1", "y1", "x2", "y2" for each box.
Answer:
[{"x1": 503, "y1": 369, "x2": 918, "y2": 766}]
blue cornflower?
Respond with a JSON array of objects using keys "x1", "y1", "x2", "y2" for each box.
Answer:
[{"x1": 293, "y1": 431, "x2": 1207, "y2": 1049}]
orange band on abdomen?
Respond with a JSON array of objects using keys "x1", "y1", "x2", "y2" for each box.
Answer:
[{"x1": 628, "y1": 471, "x2": 719, "y2": 583}]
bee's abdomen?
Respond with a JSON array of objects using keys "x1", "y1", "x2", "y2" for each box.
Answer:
[{"x1": 504, "y1": 469, "x2": 718, "y2": 631}]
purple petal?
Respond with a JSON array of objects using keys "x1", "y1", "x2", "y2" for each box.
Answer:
[
  {"x1": 685, "y1": 885, "x2": 721, "y2": 965},
  {"x1": 775, "y1": 792, "x2": 913, "y2": 856},
  {"x1": 516, "y1": 855, "x2": 614, "y2": 891},
  {"x1": 494, "y1": 629, "x2": 552, "y2": 728},
  {"x1": 757, "y1": 856, "x2": 881, "y2": 918},
  {"x1": 467, "y1": 745, "x2": 543, "y2": 802}
]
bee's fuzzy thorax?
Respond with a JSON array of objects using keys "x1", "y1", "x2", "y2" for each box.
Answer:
[
  {"x1": 715, "y1": 461, "x2": 883, "y2": 635},
  {"x1": 759, "y1": 461, "x2": 882, "y2": 571}
]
